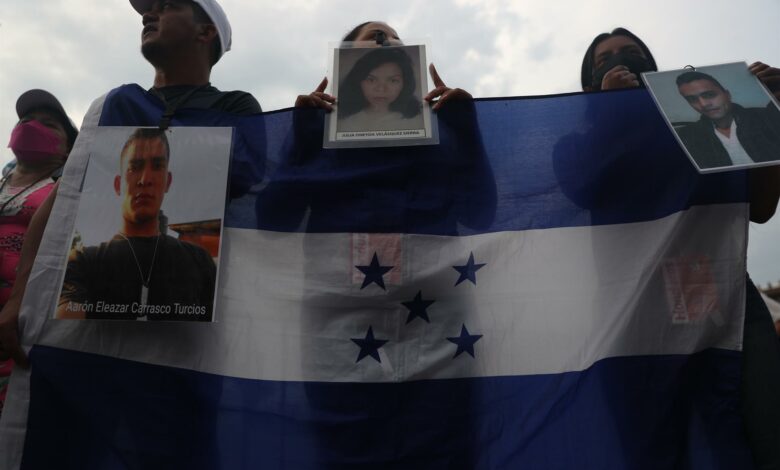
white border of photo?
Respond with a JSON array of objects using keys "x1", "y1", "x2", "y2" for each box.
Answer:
[
  {"x1": 324, "y1": 41, "x2": 438, "y2": 149},
  {"x1": 643, "y1": 61, "x2": 780, "y2": 174}
]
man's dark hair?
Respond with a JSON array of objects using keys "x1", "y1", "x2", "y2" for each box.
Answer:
[
  {"x1": 337, "y1": 48, "x2": 421, "y2": 119},
  {"x1": 675, "y1": 71, "x2": 726, "y2": 91},
  {"x1": 191, "y1": 2, "x2": 221, "y2": 67},
  {"x1": 580, "y1": 27, "x2": 657, "y2": 91},
  {"x1": 120, "y1": 128, "x2": 171, "y2": 167}
]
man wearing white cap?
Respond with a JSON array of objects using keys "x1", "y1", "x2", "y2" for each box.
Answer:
[
  {"x1": 0, "y1": 0, "x2": 260, "y2": 366},
  {"x1": 132, "y1": 0, "x2": 262, "y2": 114}
]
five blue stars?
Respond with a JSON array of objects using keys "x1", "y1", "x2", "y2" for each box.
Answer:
[
  {"x1": 349, "y1": 252, "x2": 488, "y2": 364},
  {"x1": 447, "y1": 324, "x2": 483, "y2": 358},
  {"x1": 401, "y1": 290, "x2": 435, "y2": 324},
  {"x1": 356, "y1": 253, "x2": 394, "y2": 290},
  {"x1": 452, "y1": 252, "x2": 486, "y2": 286},
  {"x1": 351, "y1": 326, "x2": 389, "y2": 363}
]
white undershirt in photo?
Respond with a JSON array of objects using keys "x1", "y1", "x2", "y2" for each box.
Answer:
[{"x1": 714, "y1": 120, "x2": 754, "y2": 166}]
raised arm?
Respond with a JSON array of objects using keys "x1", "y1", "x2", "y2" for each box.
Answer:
[{"x1": 748, "y1": 61, "x2": 780, "y2": 223}]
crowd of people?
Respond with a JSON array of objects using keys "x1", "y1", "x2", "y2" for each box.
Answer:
[{"x1": 1, "y1": 0, "x2": 780, "y2": 467}]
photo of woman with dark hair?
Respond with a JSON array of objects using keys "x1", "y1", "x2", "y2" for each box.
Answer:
[{"x1": 337, "y1": 47, "x2": 424, "y2": 133}]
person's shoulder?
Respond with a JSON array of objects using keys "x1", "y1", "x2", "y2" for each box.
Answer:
[
  {"x1": 206, "y1": 86, "x2": 262, "y2": 115},
  {"x1": 340, "y1": 110, "x2": 366, "y2": 122},
  {"x1": 164, "y1": 235, "x2": 213, "y2": 261},
  {"x1": 105, "y1": 84, "x2": 148, "y2": 102},
  {"x1": 675, "y1": 120, "x2": 706, "y2": 139},
  {"x1": 737, "y1": 102, "x2": 780, "y2": 118},
  {"x1": 69, "y1": 239, "x2": 118, "y2": 264}
]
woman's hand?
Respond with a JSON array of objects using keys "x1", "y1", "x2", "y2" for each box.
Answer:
[
  {"x1": 425, "y1": 64, "x2": 472, "y2": 111},
  {"x1": 600, "y1": 65, "x2": 640, "y2": 90},
  {"x1": 294, "y1": 77, "x2": 336, "y2": 112},
  {"x1": 750, "y1": 62, "x2": 780, "y2": 101}
]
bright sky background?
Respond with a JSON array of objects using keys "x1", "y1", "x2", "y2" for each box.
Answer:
[{"x1": 1, "y1": 0, "x2": 779, "y2": 285}]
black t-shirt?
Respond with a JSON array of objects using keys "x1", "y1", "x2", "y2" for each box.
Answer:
[
  {"x1": 151, "y1": 84, "x2": 262, "y2": 115},
  {"x1": 59, "y1": 235, "x2": 216, "y2": 321}
]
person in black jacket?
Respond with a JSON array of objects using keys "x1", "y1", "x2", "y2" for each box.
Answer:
[{"x1": 675, "y1": 70, "x2": 780, "y2": 169}]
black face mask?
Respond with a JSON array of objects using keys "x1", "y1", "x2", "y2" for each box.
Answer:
[{"x1": 591, "y1": 52, "x2": 654, "y2": 90}]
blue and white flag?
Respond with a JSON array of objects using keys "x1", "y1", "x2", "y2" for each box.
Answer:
[{"x1": 0, "y1": 86, "x2": 752, "y2": 469}]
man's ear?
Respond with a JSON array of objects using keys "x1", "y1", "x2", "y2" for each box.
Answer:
[
  {"x1": 196, "y1": 23, "x2": 218, "y2": 46},
  {"x1": 114, "y1": 175, "x2": 121, "y2": 195},
  {"x1": 166, "y1": 172, "x2": 172, "y2": 193}
]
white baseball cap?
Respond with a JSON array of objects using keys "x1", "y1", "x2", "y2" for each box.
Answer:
[{"x1": 129, "y1": 0, "x2": 232, "y2": 59}]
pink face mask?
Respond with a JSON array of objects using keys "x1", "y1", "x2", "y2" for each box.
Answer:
[{"x1": 7, "y1": 120, "x2": 65, "y2": 163}]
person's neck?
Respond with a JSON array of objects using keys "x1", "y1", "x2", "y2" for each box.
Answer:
[
  {"x1": 121, "y1": 220, "x2": 160, "y2": 238},
  {"x1": 10, "y1": 160, "x2": 61, "y2": 186},
  {"x1": 713, "y1": 115, "x2": 734, "y2": 137},
  {"x1": 366, "y1": 106, "x2": 390, "y2": 114},
  {"x1": 152, "y1": 60, "x2": 211, "y2": 88}
]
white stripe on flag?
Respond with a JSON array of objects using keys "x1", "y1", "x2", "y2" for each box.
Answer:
[{"x1": 27, "y1": 203, "x2": 746, "y2": 383}]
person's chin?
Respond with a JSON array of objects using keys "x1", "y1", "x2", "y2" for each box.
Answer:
[
  {"x1": 702, "y1": 108, "x2": 724, "y2": 119},
  {"x1": 130, "y1": 211, "x2": 159, "y2": 224},
  {"x1": 141, "y1": 42, "x2": 166, "y2": 64}
]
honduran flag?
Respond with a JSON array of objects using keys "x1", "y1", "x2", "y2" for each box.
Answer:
[{"x1": 0, "y1": 86, "x2": 752, "y2": 469}]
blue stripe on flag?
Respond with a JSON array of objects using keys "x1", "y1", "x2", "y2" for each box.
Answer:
[
  {"x1": 248, "y1": 92, "x2": 747, "y2": 234},
  {"x1": 97, "y1": 85, "x2": 748, "y2": 236},
  {"x1": 23, "y1": 345, "x2": 750, "y2": 470}
]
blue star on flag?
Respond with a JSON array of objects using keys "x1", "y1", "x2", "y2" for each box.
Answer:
[
  {"x1": 452, "y1": 252, "x2": 486, "y2": 286},
  {"x1": 401, "y1": 290, "x2": 435, "y2": 324},
  {"x1": 447, "y1": 324, "x2": 483, "y2": 358},
  {"x1": 351, "y1": 326, "x2": 389, "y2": 363},
  {"x1": 355, "y1": 253, "x2": 393, "y2": 290}
]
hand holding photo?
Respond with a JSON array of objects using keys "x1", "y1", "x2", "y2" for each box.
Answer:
[{"x1": 643, "y1": 62, "x2": 780, "y2": 173}]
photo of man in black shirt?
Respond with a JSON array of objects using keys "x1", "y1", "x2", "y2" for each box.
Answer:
[{"x1": 57, "y1": 128, "x2": 217, "y2": 321}]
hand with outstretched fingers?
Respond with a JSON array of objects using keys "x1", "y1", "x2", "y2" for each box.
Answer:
[
  {"x1": 295, "y1": 77, "x2": 336, "y2": 112},
  {"x1": 750, "y1": 62, "x2": 780, "y2": 101},
  {"x1": 424, "y1": 64, "x2": 472, "y2": 111}
]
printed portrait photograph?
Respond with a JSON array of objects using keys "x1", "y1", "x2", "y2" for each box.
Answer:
[
  {"x1": 325, "y1": 44, "x2": 437, "y2": 148},
  {"x1": 643, "y1": 62, "x2": 780, "y2": 173},
  {"x1": 54, "y1": 126, "x2": 232, "y2": 321}
]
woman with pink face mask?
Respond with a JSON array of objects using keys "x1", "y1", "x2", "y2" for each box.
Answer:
[{"x1": 0, "y1": 89, "x2": 77, "y2": 415}]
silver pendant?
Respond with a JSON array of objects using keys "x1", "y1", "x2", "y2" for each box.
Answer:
[{"x1": 141, "y1": 285, "x2": 149, "y2": 305}]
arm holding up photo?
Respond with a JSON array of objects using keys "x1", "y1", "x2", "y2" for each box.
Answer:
[
  {"x1": 747, "y1": 61, "x2": 780, "y2": 223},
  {"x1": 666, "y1": 67, "x2": 780, "y2": 219}
]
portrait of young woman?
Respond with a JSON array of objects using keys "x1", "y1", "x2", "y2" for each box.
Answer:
[{"x1": 335, "y1": 46, "x2": 426, "y2": 134}]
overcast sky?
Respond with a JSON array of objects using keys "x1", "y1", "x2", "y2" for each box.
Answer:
[{"x1": 1, "y1": 0, "x2": 779, "y2": 285}]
